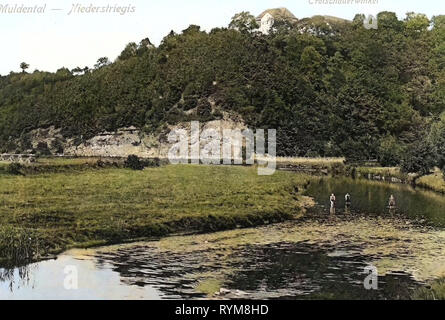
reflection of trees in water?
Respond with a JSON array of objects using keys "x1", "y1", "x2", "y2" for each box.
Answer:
[
  {"x1": 226, "y1": 242, "x2": 420, "y2": 299},
  {"x1": 0, "y1": 264, "x2": 36, "y2": 292},
  {"x1": 94, "y1": 246, "x2": 215, "y2": 298},
  {"x1": 93, "y1": 242, "x2": 421, "y2": 299}
]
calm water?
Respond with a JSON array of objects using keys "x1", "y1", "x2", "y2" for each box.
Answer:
[
  {"x1": 1, "y1": 177, "x2": 444, "y2": 299},
  {"x1": 305, "y1": 177, "x2": 445, "y2": 227}
]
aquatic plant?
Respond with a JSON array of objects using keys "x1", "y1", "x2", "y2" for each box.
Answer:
[
  {"x1": 0, "y1": 226, "x2": 41, "y2": 266},
  {"x1": 412, "y1": 278, "x2": 445, "y2": 300}
]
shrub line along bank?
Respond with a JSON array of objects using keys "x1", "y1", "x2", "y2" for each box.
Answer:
[{"x1": 2, "y1": 155, "x2": 443, "y2": 192}]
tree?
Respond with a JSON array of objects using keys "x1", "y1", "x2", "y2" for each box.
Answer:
[
  {"x1": 299, "y1": 46, "x2": 323, "y2": 78},
  {"x1": 428, "y1": 113, "x2": 445, "y2": 176},
  {"x1": 94, "y1": 57, "x2": 110, "y2": 69},
  {"x1": 20, "y1": 62, "x2": 29, "y2": 73},
  {"x1": 377, "y1": 11, "x2": 403, "y2": 30},
  {"x1": 431, "y1": 16, "x2": 445, "y2": 113},
  {"x1": 377, "y1": 136, "x2": 405, "y2": 166},
  {"x1": 139, "y1": 38, "x2": 154, "y2": 49},
  {"x1": 400, "y1": 138, "x2": 435, "y2": 175},
  {"x1": 118, "y1": 42, "x2": 138, "y2": 60},
  {"x1": 182, "y1": 24, "x2": 201, "y2": 35},
  {"x1": 405, "y1": 12, "x2": 430, "y2": 35},
  {"x1": 352, "y1": 14, "x2": 366, "y2": 27},
  {"x1": 229, "y1": 11, "x2": 258, "y2": 33},
  {"x1": 71, "y1": 67, "x2": 84, "y2": 75}
]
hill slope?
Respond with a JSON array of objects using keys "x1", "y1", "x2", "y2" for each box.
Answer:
[{"x1": 0, "y1": 11, "x2": 444, "y2": 164}]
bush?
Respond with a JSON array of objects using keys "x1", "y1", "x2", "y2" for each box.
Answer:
[
  {"x1": 19, "y1": 134, "x2": 33, "y2": 151},
  {"x1": 181, "y1": 96, "x2": 197, "y2": 111},
  {"x1": 0, "y1": 226, "x2": 41, "y2": 265},
  {"x1": 96, "y1": 159, "x2": 106, "y2": 168},
  {"x1": 330, "y1": 162, "x2": 346, "y2": 175},
  {"x1": 7, "y1": 162, "x2": 24, "y2": 175},
  {"x1": 196, "y1": 98, "x2": 212, "y2": 121},
  {"x1": 305, "y1": 150, "x2": 320, "y2": 158},
  {"x1": 412, "y1": 278, "x2": 445, "y2": 300},
  {"x1": 377, "y1": 136, "x2": 405, "y2": 166},
  {"x1": 50, "y1": 139, "x2": 64, "y2": 154},
  {"x1": 428, "y1": 113, "x2": 445, "y2": 175},
  {"x1": 35, "y1": 141, "x2": 51, "y2": 156},
  {"x1": 400, "y1": 140, "x2": 435, "y2": 175},
  {"x1": 145, "y1": 157, "x2": 161, "y2": 167},
  {"x1": 124, "y1": 155, "x2": 161, "y2": 170},
  {"x1": 124, "y1": 155, "x2": 145, "y2": 170}
]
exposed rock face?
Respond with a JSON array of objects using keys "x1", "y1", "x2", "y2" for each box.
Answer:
[
  {"x1": 295, "y1": 15, "x2": 350, "y2": 36},
  {"x1": 25, "y1": 126, "x2": 65, "y2": 154},
  {"x1": 167, "y1": 119, "x2": 248, "y2": 161},
  {"x1": 255, "y1": 8, "x2": 350, "y2": 36},
  {"x1": 0, "y1": 154, "x2": 36, "y2": 163},
  {"x1": 256, "y1": 7, "x2": 298, "y2": 34},
  {"x1": 256, "y1": 7, "x2": 298, "y2": 23},
  {"x1": 64, "y1": 126, "x2": 151, "y2": 158},
  {"x1": 14, "y1": 119, "x2": 247, "y2": 159},
  {"x1": 258, "y1": 13, "x2": 275, "y2": 35}
]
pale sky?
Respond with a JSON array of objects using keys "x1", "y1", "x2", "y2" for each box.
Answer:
[{"x1": 0, "y1": 0, "x2": 443, "y2": 75}]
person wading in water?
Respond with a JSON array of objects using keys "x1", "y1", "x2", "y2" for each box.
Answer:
[
  {"x1": 344, "y1": 193, "x2": 351, "y2": 214},
  {"x1": 330, "y1": 193, "x2": 336, "y2": 208},
  {"x1": 388, "y1": 194, "x2": 396, "y2": 208},
  {"x1": 329, "y1": 193, "x2": 336, "y2": 216},
  {"x1": 345, "y1": 193, "x2": 351, "y2": 206}
]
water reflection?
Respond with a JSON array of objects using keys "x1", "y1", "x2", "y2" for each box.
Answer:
[
  {"x1": 118, "y1": 241, "x2": 425, "y2": 298},
  {"x1": 0, "y1": 265, "x2": 34, "y2": 292},
  {"x1": 225, "y1": 243, "x2": 419, "y2": 299},
  {"x1": 345, "y1": 204, "x2": 351, "y2": 215},
  {"x1": 0, "y1": 254, "x2": 161, "y2": 299}
]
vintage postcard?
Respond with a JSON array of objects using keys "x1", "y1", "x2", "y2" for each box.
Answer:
[{"x1": 0, "y1": 0, "x2": 444, "y2": 312}]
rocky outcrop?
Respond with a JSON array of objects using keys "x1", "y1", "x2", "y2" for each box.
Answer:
[
  {"x1": 11, "y1": 118, "x2": 247, "y2": 159},
  {"x1": 256, "y1": 7, "x2": 298, "y2": 34},
  {"x1": 0, "y1": 154, "x2": 36, "y2": 163},
  {"x1": 64, "y1": 126, "x2": 152, "y2": 158}
]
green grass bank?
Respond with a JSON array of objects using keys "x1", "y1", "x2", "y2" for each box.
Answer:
[{"x1": 0, "y1": 164, "x2": 312, "y2": 266}]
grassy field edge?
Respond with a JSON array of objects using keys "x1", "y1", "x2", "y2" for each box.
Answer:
[{"x1": 0, "y1": 164, "x2": 313, "y2": 267}]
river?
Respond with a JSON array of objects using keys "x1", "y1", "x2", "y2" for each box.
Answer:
[{"x1": 1, "y1": 177, "x2": 444, "y2": 299}]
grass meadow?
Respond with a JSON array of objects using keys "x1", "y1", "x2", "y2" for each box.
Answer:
[{"x1": 0, "y1": 163, "x2": 311, "y2": 265}]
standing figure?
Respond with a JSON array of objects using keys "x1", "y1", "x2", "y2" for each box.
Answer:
[
  {"x1": 344, "y1": 193, "x2": 351, "y2": 214},
  {"x1": 388, "y1": 194, "x2": 396, "y2": 208},
  {"x1": 330, "y1": 193, "x2": 336, "y2": 209},
  {"x1": 388, "y1": 194, "x2": 396, "y2": 215},
  {"x1": 345, "y1": 193, "x2": 351, "y2": 206}
]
